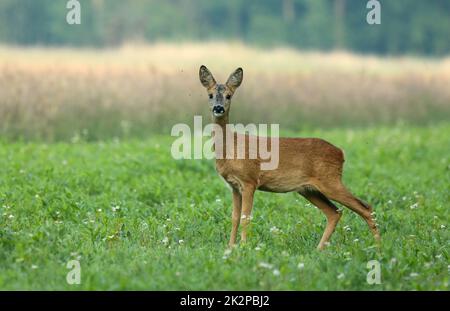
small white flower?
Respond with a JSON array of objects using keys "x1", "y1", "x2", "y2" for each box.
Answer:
[
  {"x1": 97, "y1": 209, "x2": 102, "y2": 212},
  {"x1": 402, "y1": 196, "x2": 407, "y2": 201},
  {"x1": 353, "y1": 238, "x2": 360, "y2": 243},
  {"x1": 161, "y1": 237, "x2": 169, "y2": 244},
  {"x1": 31, "y1": 265, "x2": 38, "y2": 269},
  {"x1": 178, "y1": 239, "x2": 184, "y2": 244},
  {"x1": 273, "y1": 269, "x2": 280, "y2": 276},
  {"x1": 166, "y1": 218, "x2": 171, "y2": 222},
  {"x1": 297, "y1": 263, "x2": 305, "y2": 270},
  {"x1": 111, "y1": 205, "x2": 120, "y2": 212},
  {"x1": 436, "y1": 254, "x2": 442, "y2": 259},
  {"x1": 410, "y1": 203, "x2": 418, "y2": 209},
  {"x1": 343, "y1": 225, "x2": 351, "y2": 232},
  {"x1": 440, "y1": 225, "x2": 446, "y2": 229},
  {"x1": 8, "y1": 214, "x2": 14, "y2": 219},
  {"x1": 140, "y1": 222, "x2": 149, "y2": 230},
  {"x1": 222, "y1": 248, "x2": 232, "y2": 260},
  {"x1": 387, "y1": 200, "x2": 392, "y2": 204},
  {"x1": 409, "y1": 272, "x2": 419, "y2": 278},
  {"x1": 337, "y1": 273, "x2": 345, "y2": 279},
  {"x1": 255, "y1": 246, "x2": 261, "y2": 251},
  {"x1": 270, "y1": 226, "x2": 281, "y2": 234},
  {"x1": 258, "y1": 262, "x2": 273, "y2": 269}
]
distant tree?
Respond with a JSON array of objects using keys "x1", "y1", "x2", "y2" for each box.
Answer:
[{"x1": 334, "y1": 0, "x2": 346, "y2": 49}]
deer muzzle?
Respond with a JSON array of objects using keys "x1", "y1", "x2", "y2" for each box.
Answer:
[{"x1": 212, "y1": 105, "x2": 225, "y2": 116}]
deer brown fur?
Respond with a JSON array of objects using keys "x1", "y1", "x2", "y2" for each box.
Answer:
[{"x1": 199, "y1": 65, "x2": 381, "y2": 250}]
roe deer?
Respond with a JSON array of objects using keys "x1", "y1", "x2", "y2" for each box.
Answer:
[{"x1": 199, "y1": 65, "x2": 381, "y2": 250}]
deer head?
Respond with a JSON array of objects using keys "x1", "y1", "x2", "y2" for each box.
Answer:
[{"x1": 199, "y1": 65, "x2": 243, "y2": 119}]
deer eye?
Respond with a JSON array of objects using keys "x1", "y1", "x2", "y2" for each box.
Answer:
[
  {"x1": 209, "y1": 94, "x2": 213, "y2": 99},
  {"x1": 226, "y1": 95, "x2": 231, "y2": 100}
]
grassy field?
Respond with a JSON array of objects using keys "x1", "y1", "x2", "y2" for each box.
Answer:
[
  {"x1": 0, "y1": 124, "x2": 448, "y2": 290},
  {"x1": 0, "y1": 43, "x2": 448, "y2": 290}
]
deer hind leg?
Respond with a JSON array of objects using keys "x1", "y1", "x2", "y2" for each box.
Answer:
[
  {"x1": 300, "y1": 190, "x2": 342, "y2": 250},
  {"x1": 320, "y1": 181, "x2": 381, "y2": 243}
]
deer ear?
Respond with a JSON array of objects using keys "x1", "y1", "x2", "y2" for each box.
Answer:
[
  {"x1": 226, "y1": 67, "x2": 243, "y2": 91},
  {"x1": 199, "y1": 65, "x2": 216, "y2": 89}
]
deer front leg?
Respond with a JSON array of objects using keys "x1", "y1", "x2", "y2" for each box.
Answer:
[
  {"x1": 240, "y1": 186, "x2": 255, "y2": 243},
  {"x1": 229, "y1": 189, "x2": 242, "y2": 247}
]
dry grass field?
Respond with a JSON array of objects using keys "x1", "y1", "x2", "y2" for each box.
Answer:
[{"x1": 0, "y1": 42, "x2": 449, "y2": 140}]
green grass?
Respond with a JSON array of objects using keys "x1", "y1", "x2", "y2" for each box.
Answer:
[{"x1": 0, "y1": 123, "x2": 448, "y2": 290}]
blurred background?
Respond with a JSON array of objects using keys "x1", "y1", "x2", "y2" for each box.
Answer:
[
  {"x1": 2, "y1": 0, "x2": 450, "y2": 55},
  {"x1": 0, "y1": 0, "x2": 449, "y2": 140}
]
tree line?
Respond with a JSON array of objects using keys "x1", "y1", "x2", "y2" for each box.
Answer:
[{"x1": 0, "y1": 0, "x2": 449, "y2": 56}]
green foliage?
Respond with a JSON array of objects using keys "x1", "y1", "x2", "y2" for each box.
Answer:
[
  {"x1": 0, "y1": 124, "x2": 448, "y2": 289},
  {"x1": 0, "y1": 0, "x2": 450, "y2": 55}
]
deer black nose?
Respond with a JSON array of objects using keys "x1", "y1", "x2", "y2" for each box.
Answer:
[{"x1": 213, "y1": 105, "x2": 225, "y2": 114}]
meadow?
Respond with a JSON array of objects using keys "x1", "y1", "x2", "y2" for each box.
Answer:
[
  {"x1": 0, "y1": 43, "x2": 448, "y2": 290},
  {"x1": 1, "y1": 43, "x2": 450, "y2": 140}
]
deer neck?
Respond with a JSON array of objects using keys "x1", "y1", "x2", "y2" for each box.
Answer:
[
  {"x1": 214, "y1": 114, "x2": 229, "y2": 131},
  {"x1": 212, "y1": 114, "x2": 233, "y2": 161}
]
